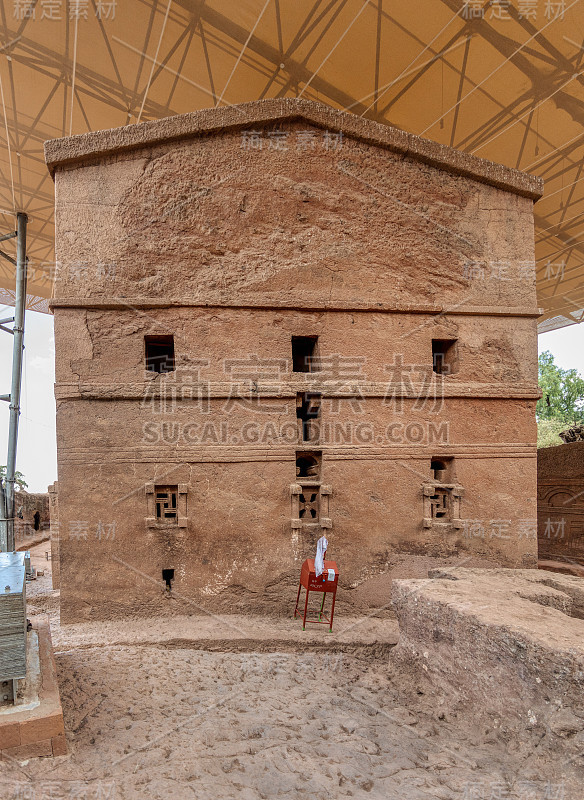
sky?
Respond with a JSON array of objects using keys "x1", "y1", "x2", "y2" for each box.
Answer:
[
  {"x1": 0, "y1": 309, "x2": 582, "y2": 493},
  {"x1": 0, "y1": 308, "x2": 56, "y2": 493}
]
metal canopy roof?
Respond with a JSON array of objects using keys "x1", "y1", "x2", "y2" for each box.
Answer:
[{"x1": 1, "y1": 0, "x2": 583, "y2": 332}]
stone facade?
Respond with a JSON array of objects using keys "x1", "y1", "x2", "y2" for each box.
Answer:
[
  {"x1": 391, "y1": 567, "x2": 584, "y2": 756},
  {"x1": 538, "y1": 442, "x2": 584, "y2": 567},
  {"x1": 45, "y1": 99, "x2": 542, "y2": 622}
]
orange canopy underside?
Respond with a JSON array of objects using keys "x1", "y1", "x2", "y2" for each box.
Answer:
[{"x1": 0, "y1": 0, "x2": 582, "y2": 331}]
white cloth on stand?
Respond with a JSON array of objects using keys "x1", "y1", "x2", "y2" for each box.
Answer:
[{"x1": 314, "y1": 536, "x2": 328, "y2": 577}]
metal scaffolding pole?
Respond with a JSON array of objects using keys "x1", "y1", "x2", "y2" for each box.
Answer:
[{"x1": 1, "y1": 213, "x2": 28, "y2": 553}]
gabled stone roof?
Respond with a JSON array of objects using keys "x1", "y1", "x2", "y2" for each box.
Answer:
[{"x1": 44, "y1": 97, "x2": 543, "y2": 200}]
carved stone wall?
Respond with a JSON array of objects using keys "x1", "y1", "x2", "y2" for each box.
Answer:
[
  {"x1": 46, "y1": 99, "x2": 541, "y2": 621},
  {"x1": 48, "y1": 482, "x2": 60, "y2": 589},
  {"x1": 538, "y1": 442, "x2": 584, "y2": 565}
]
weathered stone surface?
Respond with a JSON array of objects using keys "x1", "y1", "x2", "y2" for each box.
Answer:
[
  {"x1": 44, "y1": 98, "x2": 543, "y2": 200},
  {"x1": 391, "y1": 567, "x2": 584, "y2": 750},
  {"x1": 48, "y1": 123, "x2": 540, "y2": 312},
  {"x1": 45, "y1": 100, "x2": 541, "y2": 622},
  {"x1": 559, "y1": 424, "x2": 584, "y2": 443},
  {"x1": 13, "y1": 490, "x2": 49, "y2": 551},
  {"x1": 48, "y1": 482, "x2": 60, "y2": 589},
  {"x1": 538, "y1": 442, "x2": 584, "y2": 565}
]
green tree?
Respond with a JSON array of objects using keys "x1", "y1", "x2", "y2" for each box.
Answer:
[
  {"x1": 537, "y1": 418, "x2": 573, "y2": 448},
  {"x1": 537, "y1": 350, "x2": 584, "y2": 424},
  {"x1": 0, "y1": 466, "x2": 28, "y2": 491}
]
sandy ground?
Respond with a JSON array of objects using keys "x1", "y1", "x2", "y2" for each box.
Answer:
[{"x1": 0, "y1": 543, "x2": 580, "y2": 800}]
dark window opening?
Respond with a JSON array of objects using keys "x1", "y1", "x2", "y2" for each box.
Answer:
[
  {"x1": 309, "y1": 494, "x2": 317, "y2": 517},
  {"x1": 145, "y1": 335, "x2": 175, "y2": 374},
  {"x1": 430, "y1": 457, "x2": 453, "y2": 482},
  {"x1": 297, "y1": 393, "x2": 321, "y2": 442},
  {"x1": 33, "y1": 511, "x2": 40, "y2": 531},
  {"x1": 162, "y1": 568, "x2": 174, "y2": 590},
  {"x1": 430, "y1": 488, "x2": 452, "y2": 521},
  {"x1": 296, "y1": 452, "x2": 321, "y2": 479},
  {"x1": 292, "y1": 336, "x2": 318, "y2": 373},
  {"x1": 431, "y1": 459, "x2": 447, "y2": 481},
  {"x1": 155, "y1": 486, "x2": 178, "y2": 523},
  {"x1": 298, "y1": 493, "x2": 318, "y2": 518},
  {"x1": 432, "y1": 339, "x2": 457, "y2": 376},
  {"x1": 299, "y1": 491, "x2": 319, "y2": 521}
]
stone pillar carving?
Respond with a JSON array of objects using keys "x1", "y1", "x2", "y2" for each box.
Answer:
[{"x1": 48, "y1": 482, "x2": 60, "y2": 589}]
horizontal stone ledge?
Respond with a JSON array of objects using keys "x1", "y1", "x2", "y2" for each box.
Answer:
[
  {"x1": 538, "y1": 480, "x2": 584, "y2": 486},
  {"x1": 57, "y1": 446, "x2": 537, "y2": 464},
  {"x1": 49, "y1": 297, "x2": 543, "y2": 318},
  {"x1": 54, "y1": 382, "x2": 541, "y2": 401},
  {"x1": 59, "y1": 443, "x2": 536, "y2": 452}
]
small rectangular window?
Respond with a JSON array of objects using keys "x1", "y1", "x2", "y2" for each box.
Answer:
[
  {"x1": 296, "y1": 451, "x2": 321, "y2": 479},
  {"x1": 430, "y1": 457, "x2": 453, "y2": 482},
  {"x1": 297, "y1": 392, "x2": 321, "y2": 442},
  {"x1": 155, "y1": 486, "x2": 178, "y2": 523},
  {"x1": 162, "y1": 569, "x2": 174, "y2": 590},
  {"x1": 432, "y1": 339, "x2": 457, "y2": 376},
  {"x1": 292, "y1": 336, "x2": 318, "y2": 373},
  {"x1": 145, "y1": 335, "x2": 175, "y2": 374}
]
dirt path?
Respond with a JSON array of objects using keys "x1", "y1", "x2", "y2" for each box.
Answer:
[{"x1": 0, "y1": 551, "x2": 579, "y2": 799}]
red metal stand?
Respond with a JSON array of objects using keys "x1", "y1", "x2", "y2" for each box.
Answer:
[{"x1": 294, "y1": 558, "x2": 339, "y2": 632}]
